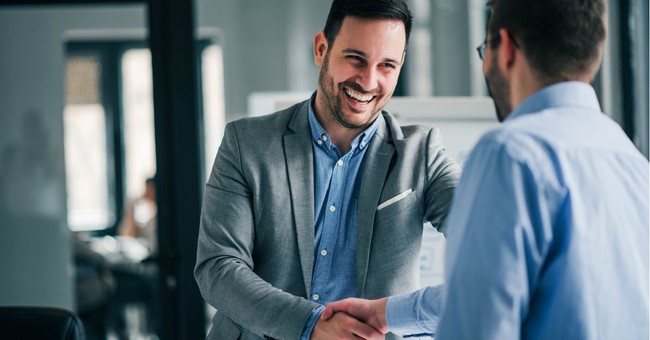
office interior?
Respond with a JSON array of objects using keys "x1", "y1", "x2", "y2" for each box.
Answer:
[{"x1": 0, "y1": 0, "x2": 647, "y2": 339}]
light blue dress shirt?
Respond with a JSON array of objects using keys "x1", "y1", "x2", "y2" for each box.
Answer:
[
  {"x1": 386, "y1": 82, "x2": 649, "y2": 339},
  {"x1": 301, "y1": 95, "x2": 380, "y2": 339}
]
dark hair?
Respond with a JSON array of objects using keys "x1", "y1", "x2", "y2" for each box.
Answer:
[
  {"x1": 488, "y1": 0, "x2": 606, "y2": 81},
  {"x1": 323, "y1": 0, "x2": 413, "y2": 48}
]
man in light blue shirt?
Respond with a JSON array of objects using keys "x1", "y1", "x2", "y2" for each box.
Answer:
[{"x1": 322, "y1": 0, "x2": 649, "y2": 338}]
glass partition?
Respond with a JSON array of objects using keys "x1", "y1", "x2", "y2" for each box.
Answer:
[{"x1": 0, "y1": 5, "x2": 163, "y2": 339}]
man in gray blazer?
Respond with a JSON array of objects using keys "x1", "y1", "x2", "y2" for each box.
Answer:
[{"x1": 194, "y1": 0, "x2": 461, "y2": 339}]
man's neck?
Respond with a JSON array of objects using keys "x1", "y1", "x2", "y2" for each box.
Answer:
[
  {"x1": 508, "y1": 58, "x2": 557, "y2": 113},
  {"x1": 509, "y1": 60, "x2": 594, "y2": 112},
  {"x1": 313, "y1": 95, "x2": 366, "y2": 155},
  {"x1": 319, "y1": 114, "x2": 364, "y2": 155},
  {"x1": 510, "y1": 79, "x2": 539, "y2": 111}
]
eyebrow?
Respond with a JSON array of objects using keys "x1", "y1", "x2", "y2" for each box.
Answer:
[{"x1": 342, "y1": 48, "x2": 401, "y2": 65}]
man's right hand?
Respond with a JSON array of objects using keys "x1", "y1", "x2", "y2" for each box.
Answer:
[
  {"x1": 320, "y1": 298, "x2": 389, "y2": 335},
  {"x1": 310, "y1": 311, "x2": 384, "y2": 340}
]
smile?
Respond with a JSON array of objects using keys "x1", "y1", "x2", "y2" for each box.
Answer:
[{"x1": 344, "y1": 87, "x2": 375, "y2": 103}]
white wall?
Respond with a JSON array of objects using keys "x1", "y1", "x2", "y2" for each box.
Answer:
[{"x1": 0, "y1": 4, "x2": 145, "y2": 310}]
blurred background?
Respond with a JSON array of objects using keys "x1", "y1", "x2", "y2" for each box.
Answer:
[{"x1": 0, "y1": 0, "x2": 647, "y2": 339}]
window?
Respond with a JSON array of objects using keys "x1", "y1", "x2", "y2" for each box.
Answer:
[
  {"x1": 64, "y1": 54, "x2": 113, "y2": 231},
  {"x1": 121, "y1": 48, "x2": 156, "y2": 200},
  {"x1": 200, "y1": 43, "x2": 227, "y2": 177},
  {"x1": 63, "y1": 37, "x2": 225, "y2": 232}
]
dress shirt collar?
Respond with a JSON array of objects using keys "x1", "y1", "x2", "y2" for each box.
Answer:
[{"x1": 507, "y1": 81, "x2": 602, "y2": 122}]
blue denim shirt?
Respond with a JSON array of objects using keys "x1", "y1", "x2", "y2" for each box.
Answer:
[{"x1": 301, "y1": 94, "x2": 380, "y2": 339}]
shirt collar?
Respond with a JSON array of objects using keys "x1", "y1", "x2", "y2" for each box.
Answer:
[
  {"x1": 507, "y1": 81, "x2": 602, "y2": 122},
  {"x1": 308, "y1": 91, "x2": 380, "y2": 152}
]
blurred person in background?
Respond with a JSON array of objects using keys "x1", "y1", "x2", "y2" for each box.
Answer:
[{"x1": 118, "y1": 176, "x2": 157, "y2": 256}]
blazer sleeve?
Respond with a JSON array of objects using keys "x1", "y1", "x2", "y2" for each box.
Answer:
[
  {"x1": 194, "y1": 122, "x2": 318, "y2": 339},
  {"x1": 424, "y1": 126, "x2": 462, "y2": 235}
]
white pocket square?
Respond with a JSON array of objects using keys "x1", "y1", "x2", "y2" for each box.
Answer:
[{"x1": 377, "y1": 189, "x2": 413, "y2": 211}]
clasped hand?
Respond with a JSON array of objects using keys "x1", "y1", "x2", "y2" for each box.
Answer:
[{"x1": 310, "y1": 297, "x2": 389, "y2": 340}]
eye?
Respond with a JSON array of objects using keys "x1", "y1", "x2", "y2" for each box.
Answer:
[
  {"x1": 381, "y1": 62, "x2": 396, "y2": 69},
  {"x1": 345, "y1": 55, "x2": 365, "y2": 64}
]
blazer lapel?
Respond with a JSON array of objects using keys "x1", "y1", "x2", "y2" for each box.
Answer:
[
  {"x1": 283, "y1": 102, "x2": 315, "y2": 294},
  {"x1": 356, "y1": 115, "x2": 394, "y2": 295}
]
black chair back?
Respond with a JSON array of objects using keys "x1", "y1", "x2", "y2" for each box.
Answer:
[{"x1": 0, "y1": 306, "x2": 85, "y2": 340}]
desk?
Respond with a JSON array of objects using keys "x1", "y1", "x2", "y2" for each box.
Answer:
[{"x1": 81, "y1": 236, "x2": 159, "y2": 339}]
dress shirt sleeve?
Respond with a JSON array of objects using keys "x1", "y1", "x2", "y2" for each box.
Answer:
[
  {"x1": 300, "y1": 305, "x2": 325, "y2": 340},
  {"x1": 437, "y1": 135, "x2": 561, "y2": 340},
  {"x1": 386, "y1": 284, "x2": 444, "y2": 337},
  {"x1": 423, "y1": 127, "x2": 462, "y2": 235}
]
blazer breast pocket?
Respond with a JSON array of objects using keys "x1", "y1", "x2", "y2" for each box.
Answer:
[{"x1": 374, "y1": 189, "x2": 418, "y2": 224}]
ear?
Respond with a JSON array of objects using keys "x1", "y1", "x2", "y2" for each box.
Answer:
[
  {"x1": 496, "y1": 28, "x2": 517, "y2": 74},
  {"x1": 313, "y1": 31, "x2": 328, "y2": 67}
]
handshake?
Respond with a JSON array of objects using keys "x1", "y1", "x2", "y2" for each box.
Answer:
[{"x1": 311, "y1": 297, "x2": 390, "y2": 340}]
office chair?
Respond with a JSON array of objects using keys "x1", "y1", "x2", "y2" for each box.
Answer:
[{"x1": 0, "y1": 306, "x2": 86, "y2": 340}]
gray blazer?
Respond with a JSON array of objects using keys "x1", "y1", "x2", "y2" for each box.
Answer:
[{"x1": 195, "y1": 100, "x2": 461, "y2": 339}]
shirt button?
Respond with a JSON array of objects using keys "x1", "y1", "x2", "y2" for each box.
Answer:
[
  {"x1": 329, "y1": 205, "x2": 336, "y2": 212},
  {"x1": 312, "y1": 293, "x2": 320, "y2": 301},
  {"x1": 322, "y1": 135, "x2": 328, "y2": 141},
  {"x1": 320, "y1": 249, "x2": 328, "y2": 256},
  {"x1": 337, "y1": 160, "x2": 343, "y2": 166},
  {"x1": 316, "y1": 140, "x2": 323, "y2": 145}
]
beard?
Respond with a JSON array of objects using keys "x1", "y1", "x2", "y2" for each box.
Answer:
[
  {"x1": 317, "y1": 52, "x2": 383, "y2": 130},
  {"x1": 485, "y1": 54, "x2": 512, "y2": 123}
]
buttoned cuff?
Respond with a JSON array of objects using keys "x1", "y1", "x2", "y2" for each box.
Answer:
[
  {"x1": 386, "y1": 290, "x2": 437, "y2": 337},
  {"x1": 300, "y1": 305, "x2": 325, "y2": 340}
]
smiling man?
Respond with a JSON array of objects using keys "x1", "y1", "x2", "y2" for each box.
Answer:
[
  {"x1": 194, "y1": 0, "x2": 461, "y2": 339},
  {"x1": 314, "y1": 15, "x2": 405, "y2": 153}
]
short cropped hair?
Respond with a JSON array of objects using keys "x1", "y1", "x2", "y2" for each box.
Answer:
[
  {"x1": 488, "y1": 0, "x2": 606, "y2": 81},
  {"x1": 323, "y1": 0, "x2": 413, "y2": 48}
]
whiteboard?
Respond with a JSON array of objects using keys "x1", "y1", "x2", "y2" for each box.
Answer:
[{"x1": 385, "y1": 96, "x2": 498, "y2": 166}]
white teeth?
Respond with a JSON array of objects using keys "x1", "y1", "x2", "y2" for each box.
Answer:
[{"x1": 345, "y1": 88, "x2": 373, "y2": 102}]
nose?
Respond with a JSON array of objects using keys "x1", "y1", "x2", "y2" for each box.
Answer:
[{"x1": 356, "y1": 66, "x2": 379, "y2": 92}]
